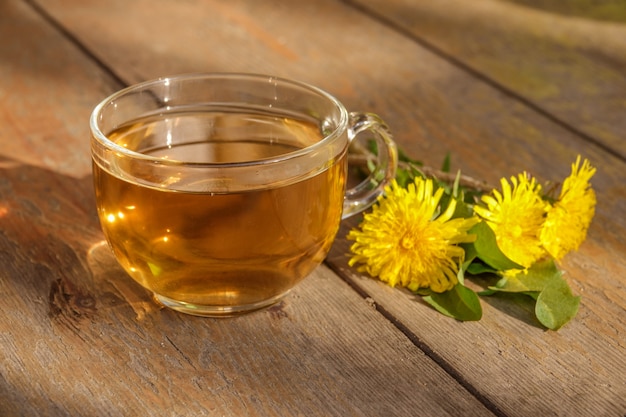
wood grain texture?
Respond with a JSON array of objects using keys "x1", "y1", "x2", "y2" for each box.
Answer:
[
  {"x1": 0, "y1": 0, "x2": 120, "y2": 178},
  {"x1": 31, "y1": 0, "x2": 626, "y2": 188},
  {"x1": 350, "y1": 0, "x2": 626, "y2": 160},
  {"x1": 0, "y1": 1, "x2": 495, "y2": 416},
  {"x1": 2, "y1": 0, "x2": 625, "y2": 415},
  {"x1": 328, "y1": 218, "x2": 626, "y2": 417}
]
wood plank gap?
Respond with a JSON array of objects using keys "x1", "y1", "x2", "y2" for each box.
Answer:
[
  {"x1": 24, "y1": 0, "x2": 129, "y2": 90},
  {"x1": 326, "y1": 261, "x2": 509, "y2": 417},
  {"x1": 339, "y1": 0, "x2": 626, "y2": 163}
]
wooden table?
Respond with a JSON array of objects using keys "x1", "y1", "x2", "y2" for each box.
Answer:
[{"x1": 1, "y1": 0, "x2": 625, "y2": 415}]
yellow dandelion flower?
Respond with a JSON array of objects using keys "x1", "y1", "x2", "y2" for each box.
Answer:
[
  {"x1": 474, "y1": 173, "x2": 548, "y2": 269},
  {"x1": 347, "y1": 178, "x2": 479, "y2": 293},
  {"x1": 540, "y1": 156, "x2": 596, "y2": 260}
]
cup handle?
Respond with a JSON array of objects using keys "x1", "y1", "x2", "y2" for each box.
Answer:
[{"x1": 342, "y1": 112, "x2": 398, "y2": 219}]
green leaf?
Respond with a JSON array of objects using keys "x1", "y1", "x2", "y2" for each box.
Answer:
[
  {"x1": 525, "y1": 292, "x2": 540, "y2": 301},
  {"x1": 452, "y1": 196, "x2": 474, "y2": 220},
  {"x1": 395, "y1": 167, "x2": 415, "y2": 189},
  {"x1": 462, "y1": 241, "x2": 478, "y2": 266},
  {"x1": 489, "y1": 259, "x2": 560, "y2": 293},
  {"x1": 413, "y1": 287, "x2": 432, "y2": 296},
  {"x1": 466, "y1": 222, "x2": 524, "y2": 272},
  {"x1": 467, "y1": 261, "x2": 498, "y2": 275},
  {"x1": 438, "y1": 195, "x2": 472, "y2": 222},
  {"x1": 441, "y1": 152, "x2": 451, "y2": 173},
  {"x1": 423, "y1": 283, "x2": 482, "y2": 321},
  {"x1": 366, "y1": 138, "x2": 379, "y2": 156},
  {"x1": 462, "y1": 244, "x2": 497, "y2": 275},
  {"x1": 398, "y1": 148, "x2": 422, "y2": 165},
  {"x1": 535, "y1": 277, "x2": 580, "y2": 330},
  {"x1": 482, "y1": 260, "x2": 579, "y2": 330},
  {"x1": 456, "y1": 260, "x2": 466, "y2": 286},
  {"x1": 451, "y1": 170, "x2": 462, "y2": 198}
]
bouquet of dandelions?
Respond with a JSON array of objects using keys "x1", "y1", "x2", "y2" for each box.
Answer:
[{"x1": 347, "y1": 145, "x2": 596, "y2": 330}]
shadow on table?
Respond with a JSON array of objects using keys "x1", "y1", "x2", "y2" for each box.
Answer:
[
  {"x1": 0, "y1": 155, "x2": 148, "y2": 324},
  {"x1": 1, "y1": 156, "x2": 480, "y2": 416}
]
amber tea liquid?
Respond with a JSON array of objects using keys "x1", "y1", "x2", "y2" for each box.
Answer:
[{"x1": 93, "y1": 111, "x2": 347, "y2": 315}]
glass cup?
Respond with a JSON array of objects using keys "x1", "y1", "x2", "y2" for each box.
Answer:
[{"x1": 90, "y1": 73, "x2": 397, "y2": 317}]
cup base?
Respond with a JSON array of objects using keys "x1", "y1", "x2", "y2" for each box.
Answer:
[{"x1": 153, "y1": 292, "x2": 289, "y2": 317}]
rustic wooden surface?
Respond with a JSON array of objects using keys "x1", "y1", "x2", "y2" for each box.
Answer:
[
  {"x1": 351, "y1": 0, "x2": 626, "y2": 160},
  {"x1": 1, "y1": 0, "x2": 624, "y2": 416}
]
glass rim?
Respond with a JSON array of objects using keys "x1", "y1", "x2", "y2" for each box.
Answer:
[{"x1": 89, "y1": 72, "x2": 350, "y2": 168}]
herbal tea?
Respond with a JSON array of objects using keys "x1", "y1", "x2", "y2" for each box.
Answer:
[{"x1": 93, "y1": 111, "x2": 347, "y2": 314}]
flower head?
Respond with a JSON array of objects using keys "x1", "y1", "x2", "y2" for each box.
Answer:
[
  {"x1": 474, "y1": 173, "x2": 548, "y2": 269},
  {"x1": 347, "y1": 178, "x2": 479, "y2": 293},
  {"x1": 540, "y1": 156, "x2": 596, "y2": 260}
]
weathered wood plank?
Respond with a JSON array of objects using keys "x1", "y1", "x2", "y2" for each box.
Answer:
[
  {"x1": 497, "y1": 0, "x2": 626, "y2": 23},
  {"x1": 328, "y1": 217, "x2": 626, "y2": 417},
  {"x1": 0, "y1": 0, "x2": 118, "y2": 177},
  {"x1": 14, "y1": 0, "x2": 626, "y2": 416},
  {"x1": 350, "y1": 0, "x2": 626, "y2": 159},
  {"x1": 1, "y1": 221, "x2": 491, "y2": 416},
  {"x1": 0, "y1": 1, "x2": 496, "y2": 416}
]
